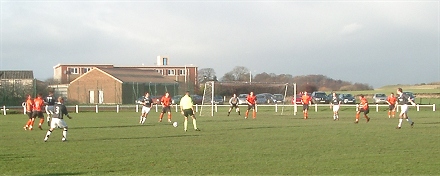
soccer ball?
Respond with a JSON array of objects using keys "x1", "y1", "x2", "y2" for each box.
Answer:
[{"x1": 173, "y1": 122, "x2": 178, "y2": 127}]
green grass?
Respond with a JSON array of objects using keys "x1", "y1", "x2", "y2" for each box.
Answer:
[{"x1": 1, "y1": 107, "x2": 439, "y2": 175}]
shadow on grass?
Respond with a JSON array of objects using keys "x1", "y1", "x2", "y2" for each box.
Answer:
[
  {"x1": 31, "y1": 172, "x2": 85, "y2": 176},
  {"x1": 74, "y1": 134, "x2": 201, "y2": 142},
  {"x1": 417, "y1": 121, "x2": 440, "y2": 125},
  {"x1": 71, "y1": 124, "x2": 151, "y2": 130}
]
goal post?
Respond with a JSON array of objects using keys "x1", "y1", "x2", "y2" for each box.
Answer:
[{"x1": 200, "y1": 81, "x2": 214, "y2": 116}]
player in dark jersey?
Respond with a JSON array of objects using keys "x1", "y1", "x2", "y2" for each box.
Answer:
[
  {"x1": 44, "y1": 91, "x2": 56, "y2": 126},
  {"x1": 329, "y1": 92, "x2": 341, "y2": 121},
  {"x1": 227, "y1": 93, "x2": 240, "y2": 116},
  {"x1": 44, "y1": 97, "x2": 72, "y2": 142},
  {"x1": 396, "y1": 88, "x2": 415, "y2": 129},
  {"x1": 139, "y1": 92, "x2": 153, "y2": 125}
]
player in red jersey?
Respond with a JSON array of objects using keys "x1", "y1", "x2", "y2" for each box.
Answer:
[
  {"x1": 301, "y1": 91, "x2": 312, "y2": 120},
  {"x1": 23, "y1": 94, "x2": 34, "y2": 130},
  {"x1": 386, "y1": 92, "x2": 397, "y2": 118},
  {"x1": 355, "y1": 94, "x2": 370, "y2": 123},
  {"x1": 159, "y1": 92, "x2": 172, "y2": 123},
  {"x1": 245, "y1": 92, "x2": 257, "y2": 119},
  {"x1": 31, "y1": 93, "x2": 45, "y2": 130}
]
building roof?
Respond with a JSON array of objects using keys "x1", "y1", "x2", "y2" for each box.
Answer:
[
  {"x1": 72, "y1": 68, "x2": 177, "y2": 84},
  {"x1": 0, "y1": 70, "x2": 34, "y2": 79}
]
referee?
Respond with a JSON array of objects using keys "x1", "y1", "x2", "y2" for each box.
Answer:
[{"x1": 179, "y1": 91, "x2": 200, "y2": 132}]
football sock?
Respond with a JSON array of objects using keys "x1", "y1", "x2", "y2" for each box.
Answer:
[
  {"x1": 63, "y1": 128, "x2": 68, "y2": 140},
  {"x1": 245, "y1": 111, "x2": 249, "y2": 118},
  {"x1": 252, "y1": 111, "x2": 256, "y2": 119},
  {"x1": 141, "y1": 117, "x2": 146, "y2": 124},
  {"x1": 159, "y1": 114, "x2": 163, "y2": 121},
  {"x1": 39, "y1": 118, "x2": 44, "y2": 126},
  {"x1": 398, "y1": 119, "x2": 403, "y2": 127},
  {"x1": 193, "y1": 119, "x2": 198, "y2": 129},
  {"x1": 406, "y1": 118, "x2": 413, "y2": 124},
  {"x1": 167, "y1": 114, "x2": 171, "y2": 122},
  {"x1": 45, "y1": 130, "x2": 53, "y2": 140},
  {"x1": 184, "y1": 119, "x2": 188, "y2": 131},
  {"x1": 139, "y1": 116, "x2": 143, "y2": 123}
]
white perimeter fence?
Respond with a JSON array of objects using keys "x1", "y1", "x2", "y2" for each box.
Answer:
[{"x1": 1, "y1": 103, "x2": 436, "y2": 116}]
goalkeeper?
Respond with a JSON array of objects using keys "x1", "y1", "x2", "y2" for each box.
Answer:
[
  {"x1": 179, "y1": 91, "x2": 200, "y2": 132},
  {"x1": 227, "y1": 93, "x2": 241, "y2": 116}
]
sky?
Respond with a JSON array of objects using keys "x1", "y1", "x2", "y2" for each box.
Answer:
[{"x1": 1, "y1": 0, "x2": 439, "y2": 88}]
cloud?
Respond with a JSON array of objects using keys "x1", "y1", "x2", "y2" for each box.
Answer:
[{"x1": 340, "y1": 23, "x2": 363, "y2": 35}]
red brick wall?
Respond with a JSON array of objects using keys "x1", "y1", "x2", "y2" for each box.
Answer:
[{"x1": 68, "y1": 70, "x2": 122, "y2": 104}]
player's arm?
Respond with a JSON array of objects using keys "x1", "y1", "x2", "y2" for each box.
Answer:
[{"x1": 61, "y1": 105, "x2": 72, "y2": 119}]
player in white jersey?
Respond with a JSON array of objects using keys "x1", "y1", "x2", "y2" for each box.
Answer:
[
  {"x1": 44, "y1": 91, "x2": 56, "y2": 126},
  {"x1": 139, "y1": 92, "x2": 153, "y2": 124},
  {"x1": 44, "y1": 97, "x2": 72, "y2": 142},
  {"x1": 227, "y1": 94, "x2": 241, "y2": 116},
  {"x1": 396, "y1": 88, "x2": 415, "y2": 129}
]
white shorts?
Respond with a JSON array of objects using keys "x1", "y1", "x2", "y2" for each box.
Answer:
[
  {"x1": 400, "y1": 104, "x2": 408, "y2": 115},
  {"x1": 142, "y1": 106, "x2": 151, "y2": 114},
  {"x1": 51, "y1": 118, "x2": 68, "y2": 129},
  {"x1": 45, "y1": 106, "x2": 54, "y2": 115},
  {"x1": 332, "y1": 105, "x2": 340, "y2": 112}
]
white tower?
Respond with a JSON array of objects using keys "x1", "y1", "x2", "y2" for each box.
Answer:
[{"x1": 156, "y1": 55, "x2": 169, "y2": 66}]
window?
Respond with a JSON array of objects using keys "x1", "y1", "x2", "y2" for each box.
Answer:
[
  {"x1": 167, "y1": 69, "x2": 175, "y2": 75},
  {"x1": 82, "y1": 67, "x2": 91, "y2": 74},
  {"x1": 14, "y1": 80, "x2": 22, "y2": 84},
  {"x1": 67, "y1": 67, "x2": 79, "y2": 74},
  {"x1": 163, "y1": 58, "x2": 168, "y2": 65},
  {"x1": 179, "y1": 69, "x2": 186, "y2": 75},
  {"x1": 156, "y1": 69, "x2": 163, "y2": 75}
]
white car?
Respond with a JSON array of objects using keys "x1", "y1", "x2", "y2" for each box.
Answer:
[
  {"x1": 238, "y1": 94, "x2": 248, "y2": 105},
  {"x1": 372, "y1": 93, "x2": 387, "y2": 104}
]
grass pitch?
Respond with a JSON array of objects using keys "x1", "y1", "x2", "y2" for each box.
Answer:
[{"x1": 1, "y1": 107, "x2": 439, "y2": 175}]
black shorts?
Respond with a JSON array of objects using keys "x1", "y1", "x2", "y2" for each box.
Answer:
[
  {"x1": 32, "y1": 111, "x2": 44, "y2": 118},
  {"x1": 161, "y1": 106, "x2": 171, "y2": 113},
  {"x1": 230, "y1": 104, "x2": 239, "y2": 109},
  {"x1": 247, "y1": 104, "x2": 255, "y2": 110},
  {"x1": 389, "y1": 104, "x2": 395, "y2": 110},
  {"x1": 359, "y1": 108, "x2": 370, "y2": 115},
  {"x1": 26, "y1": 112, "x2": 33, "y2": 119},
  {"x1": 183, "y1": 109, "x2": 194, "y2": 117},
  {"x1": 303, "y1": 104, "x2": 309, "y2": 111}
]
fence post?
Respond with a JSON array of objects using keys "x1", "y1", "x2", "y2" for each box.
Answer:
[
  {"x1": 155, "y1": 104, "x2": 158, "y2": 112},
  {"x1": 195, "y1": 104, "x2": 198, "y2": 112},
  {"x1": 355, "y1": 104, "x2": 359, "y2": 111},
  {"x1": 136, "y1": 104, "x2": 139, "y2": 113},
  {"x1": 95, "y1": 104, "x2": 98, "y2": 113},
  {"x1": 76, "y1": 105, "x2": 78, "y2": 113},
  {"x1": 396, "y1": 105, "x2": 399, "y2": 112},
  {"x1": 22, "y1": 103, "x2": 26, "y2": 114},
  {"x1": 294, "y1": 104, "x2": 297, "y2": 116},
  {"x1": 215, "y1": 104, "x2": 218, "y2": 112},
  {"x1": 315, "y1": 104, "x2": 318, "y2": 112},
  {"x1": 256, "y1": 104, "x2": 258, "y2": 112},
  {"x1": 116, "y1": 104, "x2": 119, "y2": 113},
  {"x1": 433, "y1": 104, "x2": 436, "y2": 111},
  {"x1": 376, "y1": 104, "x2": 379, "y2": 112},
  {"x1": 275, "y1": 104, "x2": 278, "y2": 112},
  {"x1": 416, "y1": 104, "x2": 420, "y2": 111},
  {"x1": 3, "y1": 105, "x2": 6, "y2": 115}
]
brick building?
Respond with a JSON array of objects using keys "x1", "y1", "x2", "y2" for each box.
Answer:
[{"x1": 68, "y1": 67, "x2": 178, "y2": 104}]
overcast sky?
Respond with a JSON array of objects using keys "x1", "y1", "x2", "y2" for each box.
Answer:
[{"x1": 1, "y1": 1, "x2": 438, "y2": 88}]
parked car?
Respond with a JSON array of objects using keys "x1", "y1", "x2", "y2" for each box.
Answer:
[
  {"x1": 171, "y1": 95, "x2": 183, "y2": 105},
  {"x1": 258, "y1": 93, "x2": 277, "y2": 104},
  {"x1": 372, "y1": 93, "x2": 387, "y2": 104},
  {"x1": 191, "y1": 95, "x2": 203, "y2": 105},
  {"x1": 311, "y1": 91, "x2": 328, "y2": 104},
  {"x1": 339, "y1": 93, "x2": 356, "y2": 104},
  {"x1": 403, "y1": 91, "x2": 416, "y2": 104},
  {"x1": 255, "y1": 94, "x2": 268, "y2": 104},
  {"x1": 213, "y1": 95, "x2": 224, "y2": 105},
  {"x1": 238, "y1": 94, "x2": 248, "y2": 105},
  {"x1": 135, "y1": 96, "x2": 144, "y2": 104},
  {"x1": 151, "y1": 95, "x2": 161, "y2": 105},
  {"x1": 273, "y1": 94, "x2": 284, "y2": 103}
]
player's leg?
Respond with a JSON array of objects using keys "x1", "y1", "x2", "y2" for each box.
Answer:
[
  {"x1": 405, "y1": 111, "x2": 414, "y2": 127},
  {"x1": 159, "y1": 108, "x2": 164, "y2": 122},
  {"x1": 236, "y1": 106, "x2": 241, "y2": 115},
  {"x1": 44, "y1": 118, "x2": 58, "y2": 142},
  {"x1": 355, "y1": 111, "x2": 361, "y2": 123},
  {"x1": 38, "y1": 112, "x2": 45, "y2": 130},
  {"x1": 227, "y1": 106, "x2": 232, "y2": 116},
  {"x1": 364, "y1": 110, "x2": 370, "y2": 122},
  {"x1": 397, "y1": 106, "x2": 406, "y2": 129},
  {"x1": 167, "y1": 109, "x2": 172, "y2": 123},
  {"x1": 189, "y1": 110, "x2": 199, "y2": 130},
  {"x1": 183, "y1": 111, "x2": 189, "y2": 132},
  {"x1": 245, "y1": 105, "x2": 251, "y2": 119}
]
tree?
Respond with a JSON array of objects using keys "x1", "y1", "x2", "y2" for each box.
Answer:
[
  {"x1": 221, "y1": 66, "x2": 250, "y2": 82},
  {"x1": 198, "y1": 68, "x2": 216, "y2": 83}
]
